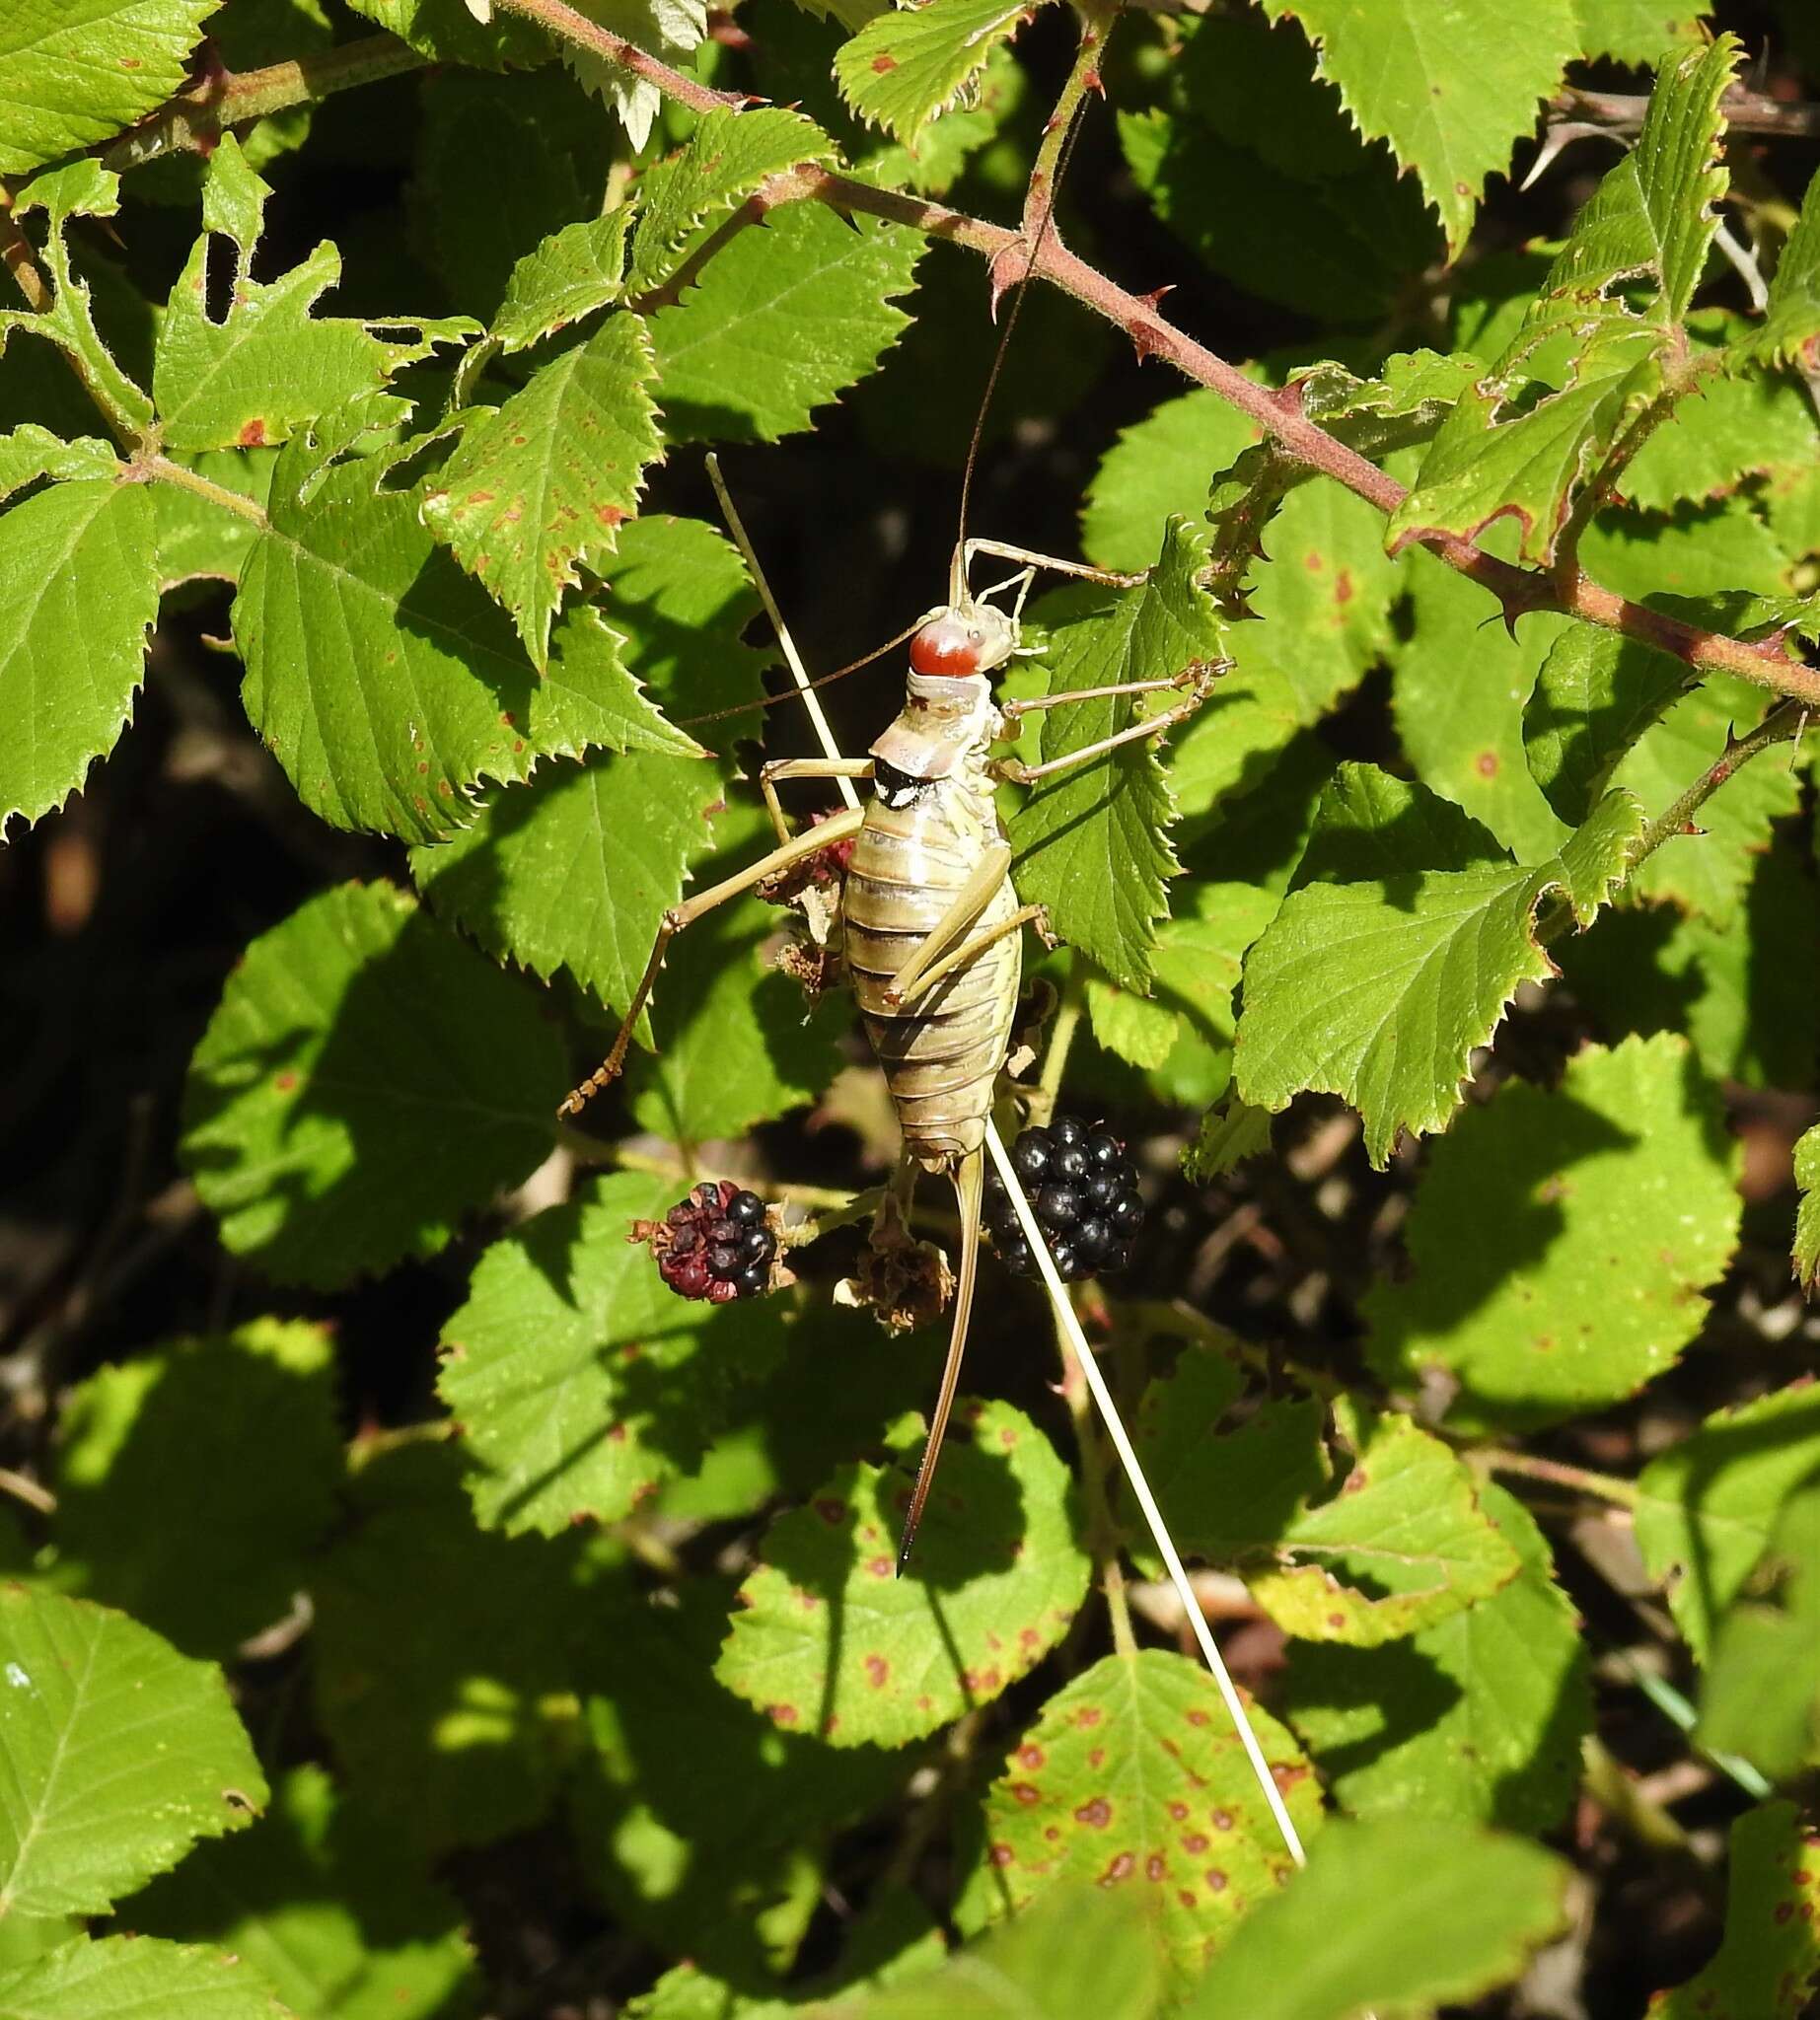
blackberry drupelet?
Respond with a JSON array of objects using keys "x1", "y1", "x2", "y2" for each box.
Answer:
[
  {"x1": 656, "y1": 1180, "x2": 777, "y2": 1302},
  {"x1": 984, "y1": 1117, "x2": 1143, "y2": 1281}
]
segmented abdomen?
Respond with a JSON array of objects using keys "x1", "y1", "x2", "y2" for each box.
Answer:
[{"x1": 845, "y1": 786, "x2": 1021, "y2": 1167}]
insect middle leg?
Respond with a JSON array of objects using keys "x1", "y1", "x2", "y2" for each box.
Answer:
[
  {"x1": 992, "y1": 678, "x2": 1217, "y2": 786},
  {"x1": 559, "y1": 791, "x2": 866, "y2": 1117}
]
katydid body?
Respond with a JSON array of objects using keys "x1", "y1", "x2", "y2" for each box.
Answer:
[{"x1": 564, "y1": 545, "x2": 1217, "y2": 1567}]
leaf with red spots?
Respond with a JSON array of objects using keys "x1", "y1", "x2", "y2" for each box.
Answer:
[
  {"x1": 1179, "y1": 1816, "x2": 1569, "y2": 2019},
  {"x1": 834, "y1": 0, "x2": 1039, "y2": 146},
  {"x1": 958, "y1": 1649, "x2": 1322, "y2": 1995},
  {"x1": 234, "y1": 413, "x2": 665, "y2": 842},
  {"x1": 0, "y1": 0, "x2": 223, "y2": 177},
  {"x1": 1131, "y1": 1348, "x2": 1520, "y2": 1645},
  {"x1": 422, "y1": 313, "x2": 662, "y2": 669},
  {"x1": 154, "y1": 140, "x2": 459, "y2": 456},
  {"x1": 1646, "y1": 1803, "x2": 1820, "y2": 2018},
  {"x1": 438, "y1": 1173, "x2": 789, "y2": 1536},
  {"x1": 715, "y1": 1401, "x2": 1090, "y2": 1748}
]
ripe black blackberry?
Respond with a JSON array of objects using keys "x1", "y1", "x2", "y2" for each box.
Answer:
[
  {"x1": 655, "y1": 1181, "x2": 776, "y2": 1303},
  {"x1": 985, "y1": 1117, "x2": 1143, "y2": 1281}
]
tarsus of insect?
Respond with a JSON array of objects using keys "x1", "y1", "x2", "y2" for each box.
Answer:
[{"x1": 558, "y1": 462, "x2": 1306, "y2": 1872}]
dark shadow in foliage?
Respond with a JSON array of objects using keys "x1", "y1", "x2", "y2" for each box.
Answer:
[
  {"x1": 1375, "y1": 1088, "x2": 1637, "y2": 1339},
  {"x1": 120, "y1": 1764, "x2": 483, "y2": 2020},
  {"x1": 309, "y1": 1441, "x2": 587, "y2": 1857},
  {"x1": 1282, "y1": 1628, "x2": 1591, "y2": 1836},
  {"x1": 54, "y1": 1330, "x2": 341, "y2": 1661},
  {"x1": 1562, "y1": 837, "x2": 1820, "y2": 1091},
  {"x1": 179, "y1": 889, "x2": 564, "y2": 1291},
  {"x1": 568, "y1": 1575, "x2": 912, "y2": 1992}
]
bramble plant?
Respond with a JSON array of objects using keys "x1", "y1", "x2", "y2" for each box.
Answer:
[{"x1": 5, "y1": 0, "x2": 1820, "y2": 2013}]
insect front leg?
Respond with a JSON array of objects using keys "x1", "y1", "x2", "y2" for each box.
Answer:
[
  {"x1": 991, "y1": 665, "x2": 1222, "y2": 786},
  {"x1": 558, "y1": 802, "x2": 866, "y2": 1118},
  {"x1": 759, "y1": 756, "x2": 874, "y2": 844}
]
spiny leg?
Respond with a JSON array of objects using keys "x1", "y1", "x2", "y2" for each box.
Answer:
[
  {"x1": 993, "y1": 685, "x2": 1213, "y2": 786},
  {"x1": 898, "y1": 1145, "x2": 985, "y2": 1573},
  {"x1": 1000, "y1": 672, "x2": 1202, "y2": 720},
  {"x1": 760, "y1": 756, "x2": 873, "y2": 843},
  {"x1": 889, "y1": 902, "x2": 1051, "y2": 1009},
  {"x1": 558, "y1": 803, "x2": 866, "y2": 1117}
]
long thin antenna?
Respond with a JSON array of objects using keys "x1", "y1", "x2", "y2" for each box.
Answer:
[
  {"x1": 954, "y1": 93, "x2": 1094, "y2": 567},
  {"x1": 984, "y1": 1124, "x2": 1308, "y2": 1867},
  {"x1": 706, "y1": 453, "x2": 867, "y2": 799}
]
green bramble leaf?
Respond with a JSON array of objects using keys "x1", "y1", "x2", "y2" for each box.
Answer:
[
  {"x1": 968, "y1": 1650, "x2": 1321, "y2": 1995},
  {"x1": 234, "y1": 417, "x2": 640, "y2": 841},
  {"x1": 1645, "y1": 1804, "x2": 1820, "y2": 2018},
  {"x1": 0, "y1": 1937, "x2": 292, "y2": 2020},
  {"x1": 574, "y1": 1580, "x2": 909, "y2": 1981},
  {"x1": 1611, "y1": 676, "x2": 1803, "y2": 924},
  {"x1": 625, "y1": 108, "x2": 837, "y2": 298},
  {"x1": 122, "y1": 1765, "x2": 479, "y2": 2020},
  {"x1": 1281, "y1": 1485, "x2": 1591, "y2": 1832},
  {"x1": 1636, "y1": 1383, "x2": 1820, "y2": 1665},
  {"x1": 1134, "y1": 1356, "x2": 1519, "y2": 1644},
  {"x1": 492, "y1": 213, "x2": 632, "y2": 355},
  {"x1": 1117, "y1": 106, "x2": 1438, "y2": 327},
  {"x1": 834, "y1": 0, "x2": 1035, "y2": 146},
  {"x1": 1080, "y1": 387, "x2": 1256, "y2": 576},
  {"x1": 650, "y1": 206, "x2": 923, "y2": 444},
  {"x1": 153, "y1": 139, "x2": 456, "y2": 454},
  {"x1": 410, "y1": 515, "x2": 766, "y2": 1039},
  {"x1": 824, "y1": 1888, "x2": 1160, "y2": 2020},
  {"x1": 1, "y1": 165, "x2": 154, "y2": 436},
  {"x1": 311, "y1": 1441, "x2": 582, "y2": 1852},
  {"x1": 1390, "y1": 36, "x2": 1742, "y2": 565},
  {"x1": 1234, "y1": 767, "x2": 1645, "y2": 1167},
  {"x1": 1621, "y1": 354, "x2": 1819, "y2": 512},
  {"x1": 1182, "y1": 1094, "x2": 1274, "y2": 1184},
  {"x1": 421, "y1": 315, "x2": 663, "y2": 667},
  {"x1": 1178, "y1": 1817, "x2": 1570, "y2": 2020},
  {"x1": 1008, "y1": 520, "x2": 1226, "y2": 995},
  {"x1": 1752, "y1": 166, "x2": 1820, "y2": 371},
  {"x1": 716, "y1": 1400, "x2": 1090, "y2": 1747},
  {"x1": 0, "y1": 1586, "x2": 267, "y2": 1918},
  {"x1": 561, "y1": 0, "x2": 709, "y2": 152},
  {"x1": 1392, "y1": 555, "x2": 1573, "y2": 862},
  {"x1": 180, "y1": 881, "x2": 565, "y2": 1290},
  {"x1": 0, "y1": 0, "x2": 220, "y2": 176},
  {"x1": 1364, "y1": 1035, "x2": 1738, "y2": 1432},
  {"x1": 341, "y1": 0, "x2": 546, "y2": 67},
  {"x1": 1257, "y1": 0, "x2": 1580, "y2": 256},
  {"x1": 52, "y1": 1320, "x2": 341, "y2": 1660},
  {"x1": 1795, "y1": 1123, "x2": 1820, "y2": 1289},
  {"x1": 1574, "y1": 0, "x2": 1711, "y2": 64},
  {"x1": 1696, "y1": 1482, "x2": 1820, "y2": 1781},
  {"x1": 1562, "y1": 841, "x2": 1820, "y2": 1091},
  {"x1": 1523, "y1": 618, "x2": 1691, "y2": 826},
  {"x1": 438, "y1": 1175, "x2": 789, "y2": 1538},
  {"x1": 0, "y1": 425, "x2": 114, "y2": 504},
  {"x1": 0, "y1": 476, "x2": 157, "y2": 835}
]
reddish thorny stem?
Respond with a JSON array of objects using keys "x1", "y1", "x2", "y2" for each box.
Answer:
[
  {"x1": 484, "y1": 0, "x2": 1820, "y2": 713},
  {"x1": 12, "y1": 0, "x2": 1816, "y2": 714}
]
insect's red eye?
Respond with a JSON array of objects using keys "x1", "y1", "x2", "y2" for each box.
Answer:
[{"x1": 910, "y1": 618, "x2": 981, "y2": 678}]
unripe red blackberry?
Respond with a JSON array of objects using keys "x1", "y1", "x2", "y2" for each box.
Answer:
[
  {"x1": 984, "y1": 1115, "x2": 1143, "y2": 1282},
  {"x1": 651, "y1": 1181, "x2": 778, "y2": 1301}
]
